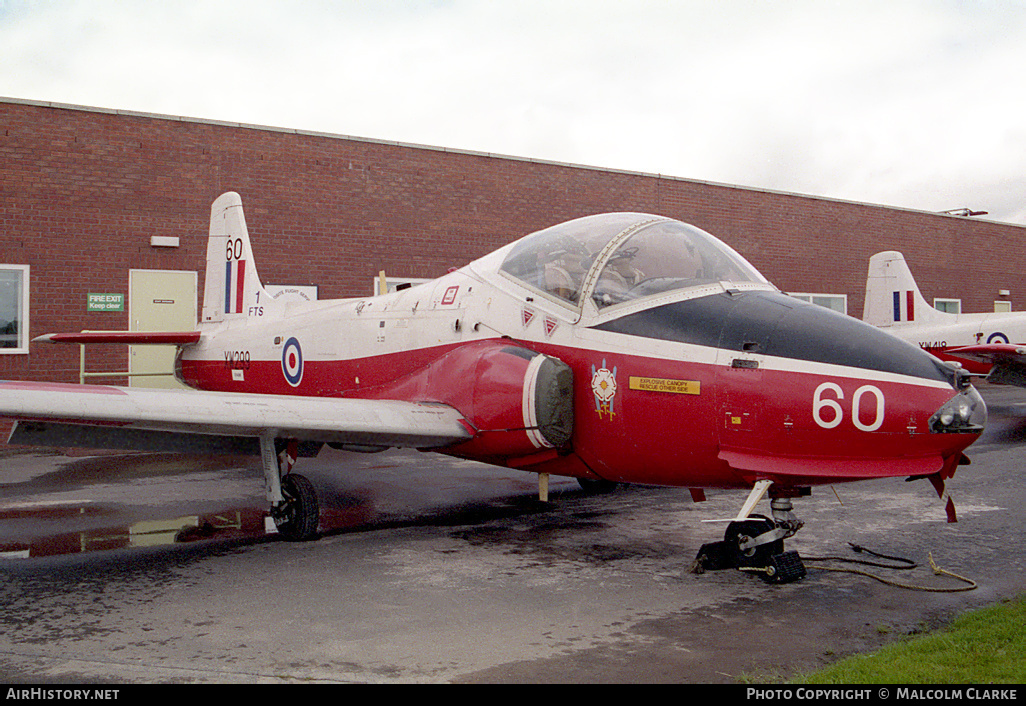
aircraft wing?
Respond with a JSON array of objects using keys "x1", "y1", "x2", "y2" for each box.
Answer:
[
  {"x1": 0, "y1": 380, "x2": 472, "y2": 454},
  {"x1": 946, "y1": 343, "x2": 1026, "y2": 386},
  {"x1": 945, "y1": 343, "x2": 1026, "y2": 366},
  {"x1": 33, "y1": 331, "x2": 203, "y2": 345}
]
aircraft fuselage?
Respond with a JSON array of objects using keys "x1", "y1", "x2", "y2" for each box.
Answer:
[{"x1": 177, "y1": 264, "x2": 982, "y2": 492}]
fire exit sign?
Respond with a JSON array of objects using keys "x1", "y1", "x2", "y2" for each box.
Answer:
[{"x1": 87, "y1": 293, "x2": 124, "y2": 312}]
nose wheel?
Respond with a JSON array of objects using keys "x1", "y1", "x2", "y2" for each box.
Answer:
[
  {"x1": 692, "y1": 481, "x2": 808, "y2": 583},
  {"x1": 724, "y1": 515, "x2": 784, "y2": 567}
]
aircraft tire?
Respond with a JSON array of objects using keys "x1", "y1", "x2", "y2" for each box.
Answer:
[
  {"x1": 275, "y1": 473, "x2": 320, "y2": 541},
  {"x1": 724, "y1": 516, "x2": 783, "y2": 568}
]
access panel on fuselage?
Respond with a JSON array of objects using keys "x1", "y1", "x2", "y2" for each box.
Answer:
[{"x1": 555, "y1": 328, "x2": 724, "y2": 487}]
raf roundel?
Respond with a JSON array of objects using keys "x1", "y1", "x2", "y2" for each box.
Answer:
[{"x1": 281, "y1": 337, "x2": 304, "y2": 387}]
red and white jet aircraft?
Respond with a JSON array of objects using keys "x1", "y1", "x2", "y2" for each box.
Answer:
[
  {"x1": 1, "y1": 194, "x2": 986, "y2": 582},
  {"x1": 864, "y1": 250, "x2": 1026, "y2": 386}
]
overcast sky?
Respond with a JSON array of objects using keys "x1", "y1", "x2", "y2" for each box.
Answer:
[{"x1": 2, "y1": 0, "x2": 1025, "y2": 224}]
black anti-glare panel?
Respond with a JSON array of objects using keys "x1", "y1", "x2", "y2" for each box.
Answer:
[{"x1": 592, "y1": 291, "x2": 951, "y2": 383}]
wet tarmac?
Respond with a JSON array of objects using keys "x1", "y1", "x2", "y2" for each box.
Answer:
[{"x1": 1, "y1": 383, "x2": 1025, "y2": 683}]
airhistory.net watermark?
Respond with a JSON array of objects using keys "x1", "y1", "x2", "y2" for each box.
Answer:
[{"x1": 5, "y1": 689, "x2": 119, "y2": 701}]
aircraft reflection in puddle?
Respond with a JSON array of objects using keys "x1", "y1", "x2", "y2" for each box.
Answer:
[
  {"x1": 0, "y1": 500, "x2": 372, "y2": 560},
  {"x1": 0, "y1": 447, "x2": 572, "y2": 561}
]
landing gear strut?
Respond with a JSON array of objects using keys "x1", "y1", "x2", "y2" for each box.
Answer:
[
  {"x1": 693, "y1": 480, "x2": 808, "y2": 584},
  {"x1": 261, "y1": 435, "x2": 320, "y2": 541}
]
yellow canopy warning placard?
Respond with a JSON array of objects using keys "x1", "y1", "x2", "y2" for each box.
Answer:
[{"x1": 628, "y1": 376, "x2": 700, "y2": 395}]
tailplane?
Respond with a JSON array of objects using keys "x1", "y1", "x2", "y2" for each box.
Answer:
[
  {"x1": 201, "y1": 192, "x2": 277, "y2": 324},
  {"x1": 863, "y1": 251, "x2": 951, "y2": 327}
]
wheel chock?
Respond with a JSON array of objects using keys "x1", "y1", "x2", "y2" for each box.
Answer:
[
  {"x1": 691, "y1": 540, "x2": 738, "y2": 572},
  {"x1": 763, "y1": 550, "x2": 806, "y2": 584}
]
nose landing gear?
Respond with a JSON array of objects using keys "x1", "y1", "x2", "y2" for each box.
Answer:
[{"x1": 692, "y1": 481, "x2": 808, "y2": 584}]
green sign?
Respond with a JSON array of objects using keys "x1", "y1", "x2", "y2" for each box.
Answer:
[{"x1": 87, "y1": 293, "x2": 124, "y2": 312}]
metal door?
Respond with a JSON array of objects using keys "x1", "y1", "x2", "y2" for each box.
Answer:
[{"x1": 129, "y1": 270, "x2": 197, "y2": 389}]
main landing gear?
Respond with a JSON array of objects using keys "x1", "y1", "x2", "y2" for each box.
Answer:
[
  {"x1": 692, "y1": 480, "x2": 808, "y2": 584},
  {"x1": 261, "y1": 435, "x2": 320, "y2": 541}
]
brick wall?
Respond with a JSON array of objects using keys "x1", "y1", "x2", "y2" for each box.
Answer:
[{"x1": 3, "y1": 97, "x2": 1024, "y2": 385}]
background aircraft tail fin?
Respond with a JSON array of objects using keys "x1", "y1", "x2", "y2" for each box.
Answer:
[
  {"x1": 863, "y1": 251, "x2": 949, "y2": 327},
  {"x1": 201, "y1": 192, "x2": 276, "y2": 324}
]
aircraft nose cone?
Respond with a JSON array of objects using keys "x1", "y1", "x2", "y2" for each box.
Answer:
[
  {"x1": 928, "y1": 382, "x2": 987, "y2": 434},
  {"x1": 757, "y1": 294, "x2": 986, "y2": 457}
]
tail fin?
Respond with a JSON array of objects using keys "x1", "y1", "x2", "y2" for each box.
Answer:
[
  {"x1": 201, "y1": 192, "x2": 275, "y2": 324},
  {"x1": 863, "y1": 251, "x2": 951, "y2": 327}
]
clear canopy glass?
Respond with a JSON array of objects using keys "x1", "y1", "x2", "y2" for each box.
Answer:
[{"x1": 499, "y1": 213, "x2": 767, "y2": 309}]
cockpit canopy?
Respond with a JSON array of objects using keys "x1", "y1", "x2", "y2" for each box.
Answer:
[{"x1": 499, "y1": 213, "x2": 769, "y2": 310}]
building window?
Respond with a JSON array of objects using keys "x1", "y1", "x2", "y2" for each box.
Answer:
[
  {"x1": 995, "y1": 301, "x2": 1012, "y2": 313},
  {"x1": 934, "y1": 298, "x2": 962, "y2": 314},
  {"x1": 0, "y1": 265, "x2": 29, "y2": 354},
  {"x1": 789, "y1": 292, "x2": 847, "y2": 315}
]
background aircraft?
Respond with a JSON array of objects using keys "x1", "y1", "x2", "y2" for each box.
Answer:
[
  {"x1": 1, "y1": 195, "x2": 987, "y2": 583},
  {"x1": 864, "y1": 251, "x2": 1026, "y2": 386}
]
